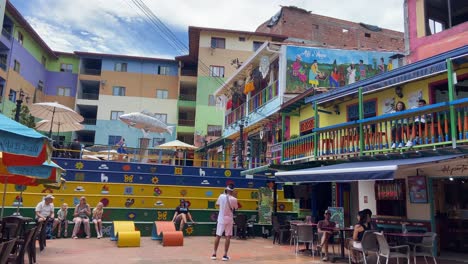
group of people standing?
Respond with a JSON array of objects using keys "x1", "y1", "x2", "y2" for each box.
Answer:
[{"x1": 34, "y1": 195, "x2": 105, "y2": 239}]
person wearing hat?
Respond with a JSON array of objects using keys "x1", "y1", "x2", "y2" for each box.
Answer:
[
  {"x1": 35, "y1": 194, "x2": 59, "y2": 243},
  {"x1": 317, "y1": 210, "x2": 336, "y2": 261},
  {"x1": 172, "y1": 199, "x2": 194, "y2": 231},
  {"x1": 211, "y1": 184, "x2": 238, "y2": 261}
]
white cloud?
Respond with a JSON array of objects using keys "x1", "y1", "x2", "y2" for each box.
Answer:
[{"x1": 17, "y1": 0, "x2": 405, "y2": 58}]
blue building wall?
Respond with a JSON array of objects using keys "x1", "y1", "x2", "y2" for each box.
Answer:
[{"x1": 101, "y1": 59, "x2": 178, "y2": 76}]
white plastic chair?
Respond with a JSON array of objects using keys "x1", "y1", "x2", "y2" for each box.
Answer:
[
  {"x1": 409, "y1": 232, "x2": 437, "y2": 264},
  {"x1": 295, "y1": 224, "x2": 315, "y2": 256},
  {"x1": 375, "y1": 232, "x2": 410, "y2": 264}
]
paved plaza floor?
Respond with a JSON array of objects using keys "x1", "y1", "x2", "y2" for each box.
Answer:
[{"x1": 34, "y1": 236, "x2": 467, "y2": 264}]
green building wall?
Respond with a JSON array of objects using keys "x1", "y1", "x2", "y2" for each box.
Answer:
[{"x1": 195, "y1": 77, "x2": 225, "y2": 135}]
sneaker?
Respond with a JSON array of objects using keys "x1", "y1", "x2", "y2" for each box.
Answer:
[
  {"x1": 97, "y1": 235, "x2": 101, "y2": 239},
  {"x1": 222, "y1": 256, "x2": 230, "y2": 261},
  {"x1": 210, "y1": 254, "x2": 216, "y2": 260},
  {"x1": 398, "y1": 143, "x2": 403, "y2": 148},
  {"x1": 322, "y1": 256, "x2": 329, "y2": 261},
  {"x1": 72, "y1": 236, "x2": 78, "y2": 239},
  {"x1": 64, "y1": 231, "x2": 68, "y2": 237},
  {"x1": 85, "y1": 236, "x2": 90, "y2": 239},
  {"x1": 405, "y1": 140, "x2": 413, "y2": 147},
  {"x1": 391, "y1": 143, "x2": 396, "y2": 149}
]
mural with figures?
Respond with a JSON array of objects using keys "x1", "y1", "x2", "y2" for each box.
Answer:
[{"x1": 286, "y1": 46, "x2": 397, "y2": 93}]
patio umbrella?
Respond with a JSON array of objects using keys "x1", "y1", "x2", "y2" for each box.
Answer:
[
  {"x1": 35, "y1": 120, "x2": 84, "y2": 136},
  {"x1": 30, "y1": 102, "x2": 84, "y2": 138},
  {"x1": 0, "y1": 114, "x2": 51, "y2": 166},
  {"x1": 157, "y1": 140, "x2": 197, "y2": 165}
]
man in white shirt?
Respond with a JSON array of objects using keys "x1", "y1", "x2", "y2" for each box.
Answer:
[
  {"x1": 35, "y1": 194, "x2": 55, "y2": 222},
  {"x1": 211, "y1": 184, "x2": 238, "y2": 261}
]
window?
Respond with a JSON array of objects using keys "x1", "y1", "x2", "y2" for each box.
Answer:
[
  {"x1": 57, "y1": 87, "x2": 71, "y2": 96},
  {"x1": 156, "y1": 89, "x2": 168, "y2": 99},
  {"x1": 153, "y1": 137, "x2": 166, "y2": 147},
  {"x1": 154, "y1": 113, "x2": 167, "y2": 123},
  {"x1": 207, "y1": 125, "x2": 222, "y2": 137},
  {"x1": 347, "y1": 99, "x2": 377, "y2": 121},
  {"x1": 112, "y1": 86, "x2": 126, "y2": 96},
  {"x1": 157, "y1": 66, "x2": 170, "y2": 75},
  {"x1": 9, "y1": 90, "x2": 16, "y2": 102},
  {"x1": 428, "y1": 19, "x2": 444, "y2": 35},
  {"x1": 108, "y1": 135, "x2": 121, "y2": 145},
  {"x1": 37, "y1": 80, "x2": 44, "y2": 91},
  {"x1": 13, "y1": 60, "x2": 20, "y2": 73},
  {"x1": 253, "y1": 41, "x2": 264, "y2": 51},
  {"x1": 208, "y1": 95, "x2": 216, "y2": 106},
  {"x1": 364, "y1": 33, "x2": 371, "y2": 38},
  {"x1": 209, "y1": 65, "x2": 224, "y2": 77},
  {"x1": 17, "y1": 32, "x2": 23, "y2": 45},
  {"x1": 110, "y1": 111, "x2": 124, "y2": 120},
  {"x1": 60, "y1": 63, "x2": 73, "y2": 72},
  {"x1": 239, "y1": 37, "x2": 245, "y2": 42},
  {"x1": 114, "y1": 62, "x2": 127, "y2": 72},
  {"x1": 210, "y1": 37, "x2": 226, "y2": 49}
]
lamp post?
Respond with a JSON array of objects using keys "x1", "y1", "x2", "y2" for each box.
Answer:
[{"x1": 9, "y1": 89, "x2": 25, "y2": 122}]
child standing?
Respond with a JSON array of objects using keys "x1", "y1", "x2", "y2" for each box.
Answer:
[
  {"x1": 92, "y1": 202, "x2": 104, "y2": 238},
  {"x1": 56, "y1": 203, "x2": 68, "y2": 238}
]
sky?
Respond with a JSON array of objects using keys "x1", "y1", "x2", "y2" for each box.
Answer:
[{"x1": 10, "y1": 0, "x2": 404, "y2": 59}]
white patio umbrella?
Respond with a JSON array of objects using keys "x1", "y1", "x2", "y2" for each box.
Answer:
[
  {"x1": 30, "y1": 102, "x2": 84, "y2": 137},
  {"x1": 157, "y1": 140, "x2": 197, "y2": 166},
  {"x1": 35, "y1": 120, "x2": 84, "y2": 135}
]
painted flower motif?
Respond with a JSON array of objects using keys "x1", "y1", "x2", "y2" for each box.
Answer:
[
  {"x1": 153, "y1": 187, "x2": 162, "y2": 196},
  {"x1": 122, "y1": 165, "x2": 131, "y2": 171},
  {"x1": 151, "y1": 176, "x2": 159, "y2": 184},
  {"x1": 180, "y1": 190, "x2": 187, "y2": 197},
  {"x1": 127, "y1": 212, "x2": 136, "y2": 220},
  {"x1": 100, "y1": 198, "x2": 109, "y2": 207},
  {"x1": 250, "y1": 191, "x2": 259, "y2": 199},
  {"x1": 278, "y1": 203, "x2": 285, "y2": 211},
  {"x1": 75, "y1": 162, "x2": 84, "y2": 170},
  {"x1": 224, "y1": 170, "x2": 232, "y2": 177},
  {"x1": 185, "y1": 226, "x2": 194, "y2": 235},
  {"x1": 174, "y1": 167, "x2": 183, "y2": 175},
  {"x1": 150, "y1": 167, "x2": 157, "y2": 173}
]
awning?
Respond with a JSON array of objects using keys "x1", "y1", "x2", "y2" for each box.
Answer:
[
  {"x1": 275, "y1": 155, "x2": 464, "y2": 183},
  {"x1": 240, "y1": 164, "x2": 276, "y2": 176}
]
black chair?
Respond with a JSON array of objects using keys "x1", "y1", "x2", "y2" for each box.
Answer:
[
  {"x1": 7, "y1": 227, "x2": 36, "y2": 264},
  {"x1": 29, "y1": 222, "x2": 44, "y2": 264},
  {"x1": 234, "y1": 214, "x2": 247, "y2": 239},
  {"x1": 272, "y1": 216, "x2": 289, "y2": 245},
  {"x1": 246, "y1": 215, "x2": 256, "y2": 238},
  {"x1": 0, "y1": 239, "x2": 17, "y2": 264}
]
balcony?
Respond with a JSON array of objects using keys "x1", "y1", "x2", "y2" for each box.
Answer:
[
  {"x1": 248, "y1": 81, "x2": 278, "y2": 113},
  {"x1": 81, "y1": 68, "x2": 101, "y2": 75},
  {"x1": 1, "y1": 28, "x2": 12, "y2": 40},
  {"x1": 281, "y1": 98, "x2": 468, "y2": 163},
  {"x1": 78, "y1": 93, "x2": 99, "y2": 100},
  {"x1": 178, "y1": 119, "x2": 195, "y2": 126},
  {"x1": 225, "y1": 81, "x2": 279, "y2": 127},
  {"x1": 82, "y1": 118, "x2": 97, "y2": 125},
  {"x1": 179, "y1": 94, "x2": 196, "y2": 101}
]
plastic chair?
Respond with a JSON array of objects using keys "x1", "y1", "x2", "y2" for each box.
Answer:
[
  {"x1": 295, "y1": 224, "x2": 315, "y2": 256},
  {"x1": 375, "y1": 232, "x2": 410, "y2": 264},
  {"x1": 7, "y1": 227, "x2": 36, "y2": 264},
  {"x1": 348, "y1": 230, "x2": 379, "y2": 264},
  {"x1": 246, "y1": 215, "x2": 256, "y2": 238},
  {"x1": 272, "y1": 216, "x2": 289, "y2": 245},
  {"x1": 409, "y1": 232, "x2": 437, "y2": 264},
  {"x1": 28, "y1": 222, "x2": 44, "y2": 264},
  {"x1": 0, "y1": 239, "x2": 17, "y2": 264}
]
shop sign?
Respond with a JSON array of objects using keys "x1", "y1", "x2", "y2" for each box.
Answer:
[
  {"x1": 421, "y1": 158, "x2": 468, "y2": 177},
  {"x1": 300, "y1": 117, "x2": 315, "y2": 133}
]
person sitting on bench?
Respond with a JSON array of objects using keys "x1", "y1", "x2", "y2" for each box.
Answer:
[{"x1": 172, "y1": 199, "x2": 194, "y2": 231}]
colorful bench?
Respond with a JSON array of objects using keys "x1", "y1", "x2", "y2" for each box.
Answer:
[
  {"x1": 110, "y1": 221, "x2": 141, "y2": 247},
  {"x1": 152, "y1": 221, "x2": 183, "y2": 246}
]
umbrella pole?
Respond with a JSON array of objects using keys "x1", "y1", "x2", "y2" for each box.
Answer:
[
  {"x1": 1, "y1": 177, "x2": 7, "y2": 218},
  {"x1": 48, "y1": 107, "x2": 56, "y2": 138},
  {"x1": 15, "y1": 188, "x2": 23, "y2": 216}
]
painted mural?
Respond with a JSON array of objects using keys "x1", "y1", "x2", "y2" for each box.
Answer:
[{"x1": 286, "y1": 46, "x2": 397, "y2": 93}]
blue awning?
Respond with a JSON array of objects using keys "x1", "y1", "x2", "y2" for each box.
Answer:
[{"x1": 275, "y1": 155, "x2": 464, "y2": 183}]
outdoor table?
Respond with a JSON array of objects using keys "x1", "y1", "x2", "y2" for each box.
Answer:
[
  {"x1": 322, "y1": 227, "x2": 354, "y2": 261},
  {"x1": 2, "y1": 216, "x2": 33, "y2": 239}
]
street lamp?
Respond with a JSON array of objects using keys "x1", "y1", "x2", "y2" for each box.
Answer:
[{"x1": 9, "y1": 89, "x2": 25, "y2": 122}]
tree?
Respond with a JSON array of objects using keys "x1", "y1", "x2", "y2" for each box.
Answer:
[{"x1": 12, "y1": 105, "x2": 35, "y2": 128}]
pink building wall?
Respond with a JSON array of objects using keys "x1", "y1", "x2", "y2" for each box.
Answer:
[{"x1": 407, "y1": 0, "x2": 468, "y2": 63}]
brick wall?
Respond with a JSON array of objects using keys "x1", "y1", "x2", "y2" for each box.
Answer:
[{"x1": 256, "y1": 7, "x2": 404, "y2": 51}]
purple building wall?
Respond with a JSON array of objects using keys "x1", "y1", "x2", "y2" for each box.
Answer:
[
  {"x1": 9, "y1": 39, "x2": 46, "y2": 87},
  {"x1": 9, "y1": 39, "x2": 77, "y2": 97},
  {"x1": 45, "y1": 71, "x2": 77, "y2": 96}
]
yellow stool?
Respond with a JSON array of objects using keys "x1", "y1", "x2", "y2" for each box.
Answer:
[
  {"x1": 111, "y1": 221, "x2": 136, "y2": 241},
  {"x1": 117, "y1": 231, "x2": 141, "y2": 247}
]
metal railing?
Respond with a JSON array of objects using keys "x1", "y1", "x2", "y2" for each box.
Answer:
[
  {"x1": 82, "y1": 118, "x2": 97, "y2": 125},
  {"x1": 80, "y1": 68, "x2": 101, "y2": 75},
  {"x1": 179, "y1": 94, "x2": 196, "y2": 101},
  {"x1": 178, "y1": 119, "x2": 195, "y2": 126},
  {"x1": 281, "y1": 99, "x2": 468, "y2": 162},
  {"x1": 1, "y1": 28, "x2": 12, "y2": 40}
]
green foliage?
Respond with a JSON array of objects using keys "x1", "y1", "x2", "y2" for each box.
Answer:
[{"x1": 11, "y1": 105, "x2": 35, "y2": 128}]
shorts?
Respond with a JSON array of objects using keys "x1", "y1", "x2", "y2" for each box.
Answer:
[{"x1": 216, "y1": 221, "x2": 233, "y2": 237}]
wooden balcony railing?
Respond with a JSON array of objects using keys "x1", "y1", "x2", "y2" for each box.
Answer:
[
  {"x1": 281, "y1": 98, "x2": 468, "y2": 162},
  {"x1": 225, "y1": 104, "x2": 245, "y2": 127},
  {"x1": 248, "y1": 81, "x2": 279, "y2": 113}
]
